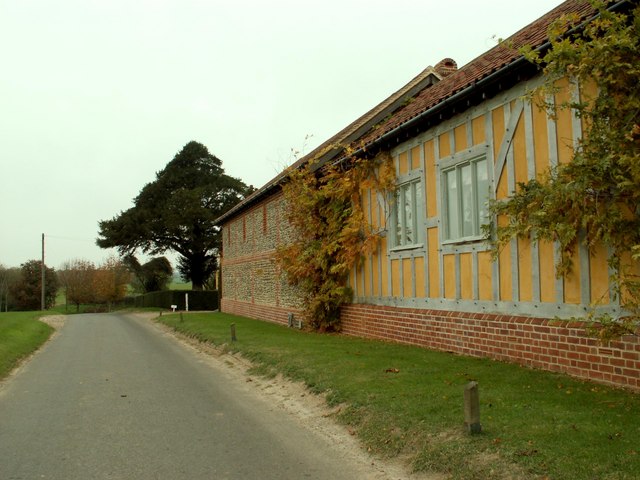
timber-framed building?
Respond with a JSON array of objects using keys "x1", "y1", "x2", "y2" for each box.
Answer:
[{"x1": 216, "y1": 0, "x2": 640, "y2": 390}]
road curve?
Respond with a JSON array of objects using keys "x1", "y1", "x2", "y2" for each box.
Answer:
[{"x1": 0, "y1": 313, "x2": 378, "y2": 480}]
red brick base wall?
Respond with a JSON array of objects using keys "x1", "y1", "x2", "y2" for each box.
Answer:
[
  {"x1": 341, "y1": 304, "x2": 640, "y2": 391},
  {"x1": 222, "y1": 298, "x2": 301, "y2": 327}
]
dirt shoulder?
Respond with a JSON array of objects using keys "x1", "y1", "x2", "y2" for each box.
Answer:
[{"x1": 39, "y1": 315, "x2": 66, "y2": 330}]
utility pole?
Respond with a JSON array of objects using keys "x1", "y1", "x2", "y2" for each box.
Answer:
[{"x1": 41, "y1": 233, "x2": 45, "y2": 311}]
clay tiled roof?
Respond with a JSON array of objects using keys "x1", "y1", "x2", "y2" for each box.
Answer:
[
  {"x1": 358, "y1": 0, "x2": 595, "y2": 148},
  {"x1": 217, "y1": 0, "x2": 599, "y2": 224}
]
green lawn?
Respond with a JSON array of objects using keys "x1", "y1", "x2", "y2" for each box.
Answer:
[
  {"x1": 158, "y1": 311, "x2": 640, "y2": 480},
  {"x1": 0, "y1": 312, "x2": 53, "y2": 380}
]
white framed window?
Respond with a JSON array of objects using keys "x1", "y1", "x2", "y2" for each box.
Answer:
[
  {"x1": 391, "y1": 174, "x2": 423, "y2": 249},
  {"x1": 442, "y1": 154, "x2": 489, "y2": 242}
]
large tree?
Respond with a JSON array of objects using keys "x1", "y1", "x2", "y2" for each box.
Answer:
[
  {"x1": 97, "y1": 141, "x2": 252, "y2": 290},
  {"x1": 58, "y1": 259, "x2": 97, "y2": 312},
  {"x1": 93, "y1": 255, "x2": 130, "y2": 309},
  {"x1": 9, "y1": 260, "x2": 58, "y2": 311}
]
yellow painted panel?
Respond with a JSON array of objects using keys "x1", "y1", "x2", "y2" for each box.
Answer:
[
  {"x1": 415, "y1": 256, "x2": 425, "y2": 298},
  {"x1": 563, "y1": 250, "x2": 581, "y2": 304},
  {"x1": 443, "y1": 254, "x2": 456, "y2": 299},
  {"x1": 371, "y1": 249, "x2": 380, "y2": 298},
  {"x1": 493, "y1": 105, "x2": 508, "y2": 200},
  {"x1": 377, "y1": 193, "x2": 386, "y2": 231},
  {"x1": 460, "y1": 253, "x2": 473, "y2": 300},
  {"x1": 538, "y1": 240, "x2": 556, "y2": 303},
  {"x1": 363, "y1": 254, "x2": 372, "y2": 298},
  {"x1": 499, "y1": 246, "x2": 513, "y2": 301},
  {"x1": 398, "y1": 151, "x2": 409, "y2": 175},
  {"x1": 556, "y1": 115, "x2": 574, "y2": 165},
  {"x1": 370, "y1": 190, "x2": 379, "y2": 230},
  {"x1": 424, "y1": 141, "x2": 437, "y2": 218},
  {"x1": 513, "y1": 116, "x2": 528, "y2": 188},
  {"x1": 492, "y1": 106, "x2": 505, "y2": 163},
  {"x1": 620, "y1": 251, "x2": 640, "y2": 305},
  {"x1": 380, "y1": 238, "x2": 389, "y2": 297},
  {"x1": 402, "y1": 258, "x2": 413, "y2": 298},
  {"x1": 391, "y1": 259, "x2": 401, "y2": 297},
  {"x1": 478, "y1": 251, "x2": 493, "y2": 301},
  {"x1": 411, "y1": 146, "x2": 421, "y2": 170},
  {"x1": 439, "y1": 132, "x2": 451, "y2": 158},
  {"x1": 518, "y1": 237, "x2": 533, "y2": 302},
  {"x1": 349, "y1": 267, "x2": 356, "y2": 294},
  {"x1": 555, "y1": 78, "x2": 574, "y2": 165},
  {"x1": 590, "y1": 242, "x2": 610, "y2": 305},
  {"x1": 454, "y1": 124, "x2": 467, "y2": 152},
  {"x1": 362, "y1": 188, "x2": 370, "y2": 225},
  {"x1": 498, "y1": 215, "x2": 513, "y2": 301},
  {"x1": 472, "y1": 115, "x2": 486, "y2": 145},
  {"x1": 428, "y1": 227, "x2": 440, "y2": 298},
  {"x1": 532, "y1": 95, "x2": 550, "y2": 180}
]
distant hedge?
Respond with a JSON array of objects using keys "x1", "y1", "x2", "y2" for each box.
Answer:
[{"x1": 124, "y1": 290, "x2": 218, "y2": 311}]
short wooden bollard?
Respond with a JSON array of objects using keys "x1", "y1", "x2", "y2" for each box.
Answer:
[
  {"x1": 230, "y1": 323, "x2": 237, "y2": 342},
  {"x1": 464, "y1": 381, "x2": 482, "y2": 434},
  {"x1": 180, "y1": 312, "x2": 184, "y2": 322}
]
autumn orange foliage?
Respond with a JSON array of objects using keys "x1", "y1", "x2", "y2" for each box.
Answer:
[{"x1": 276, "y1": 147, "x2": 395, "y2": 331}]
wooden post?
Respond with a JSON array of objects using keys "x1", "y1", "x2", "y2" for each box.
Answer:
[
  {"x1": 180, "y1": 312, "x2": 184, "y2": 323},
  {"x1": 464, "y1": 381, "x2": 482, "y2": 434},
  {"x1": 230, "y1": 323, "x2": 237, "y2": 342}
]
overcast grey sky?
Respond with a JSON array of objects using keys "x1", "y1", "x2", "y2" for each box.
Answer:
[{"x1": 1, "y1": 0, "x2": 563, "y2": 270}]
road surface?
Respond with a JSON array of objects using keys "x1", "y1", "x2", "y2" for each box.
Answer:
[{"x1": 0, "y1": 313, "x2": 387, "y2": 480}]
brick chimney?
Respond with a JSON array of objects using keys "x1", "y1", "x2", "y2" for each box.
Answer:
[{"x1": 434, "y1": 58, "x2": 458, "y2": 78}]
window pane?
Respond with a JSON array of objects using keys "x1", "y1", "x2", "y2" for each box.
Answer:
[
  {"x1": 475, "y1": 159, "x2": 489, "y2": 230},
  {"x1": 446, "y1": 170, "x2": 458, "y2": 239},
  {"x1": 414, "y1": 181, "x2": 423, "y2": 242},
  {"x1": 461, "y1": 164, "x2": 473, "y2": 237},
  {"x1": 404, "y1": 184, "x2": 413, "y2": 244}
]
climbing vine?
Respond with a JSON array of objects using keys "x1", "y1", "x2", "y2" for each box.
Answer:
[
  {"x1": 487, "y1": 0, "x2": 640, "y2": 340},
  {"x1": 276, "y1": 147, "x2": 396, "y2": 331}
]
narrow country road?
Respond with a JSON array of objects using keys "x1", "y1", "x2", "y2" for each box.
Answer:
[{"x1": 0, "y1": 313, "x2": 381, "y2": 480}]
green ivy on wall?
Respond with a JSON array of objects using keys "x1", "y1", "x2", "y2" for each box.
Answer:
[{"x1": 487, "y1": 0, "x2": 640, "y2": 340}]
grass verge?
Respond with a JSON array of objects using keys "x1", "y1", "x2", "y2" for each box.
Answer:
[
  {"x1": 158, "y1": 311, "x2": 640, "y2": 480},
  {"x1": 169, "y1": 281, "x2": 192, "y2": 290},
  {"x1": 0, "y1": 311, "x2": 53, "y2": 380}
]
